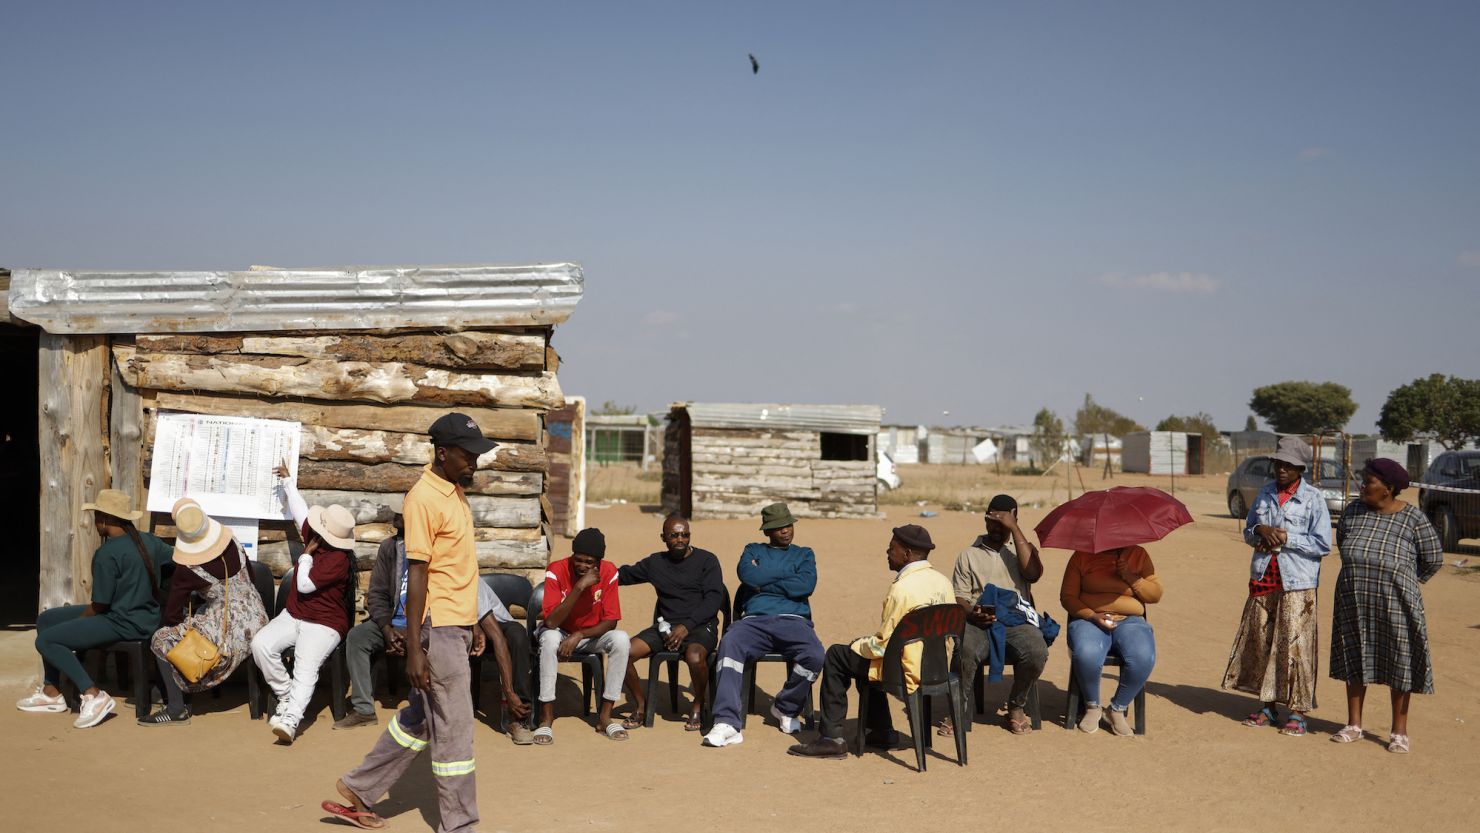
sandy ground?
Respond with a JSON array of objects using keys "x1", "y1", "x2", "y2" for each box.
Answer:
[{"x1": 4, "y1": 473, "x2": 1478, "y2": 833}]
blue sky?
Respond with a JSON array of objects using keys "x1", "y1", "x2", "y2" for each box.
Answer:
[{"x1": 3, "y1": 2, "x2": 1477, "y2": 432}]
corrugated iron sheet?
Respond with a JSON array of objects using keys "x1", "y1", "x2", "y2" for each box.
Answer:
[
  {"x1": 673, "y1": 402, "x2": 881, "y2": 435},
  {"x1": 6, "y1": 263, "x2": 584, "y2": 334}
]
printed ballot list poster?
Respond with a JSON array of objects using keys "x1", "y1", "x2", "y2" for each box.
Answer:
[{"x1": 147, "y1": 413, "x2": 301, "y2": 520}]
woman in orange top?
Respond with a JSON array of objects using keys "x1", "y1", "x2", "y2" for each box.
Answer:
[{"x1": 1060, "y1": 545, "x2": 1163, "y2": 736}]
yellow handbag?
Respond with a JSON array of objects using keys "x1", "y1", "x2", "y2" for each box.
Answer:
[{"x1": 166, "y1": 562, "x2": 231, "y2": 684}]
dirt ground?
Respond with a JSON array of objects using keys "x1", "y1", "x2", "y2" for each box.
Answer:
[{"x1": 4, "y1": 472, "x2": 1478, "y2": 833}]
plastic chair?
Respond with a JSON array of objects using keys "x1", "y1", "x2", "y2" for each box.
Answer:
[
  {"x1": 733, "y1": 586, "x2": 815, "y2": 729},
  {"x1": 527, "y1": 582, "x2": 605, "y2": 717},
  {"x1": 471, "y1": 572, "x2": 534, "y2": 710},
  {"x1": 260, "y1": 565, "x2": 352, "y2": 721},
  {"x1": 641, "y1": 585, "x2": 729, "y2": 728},
  {"x1": 64, "y1": 639, "x2": 155, "y2": 719},
  {"x1": 1063, "y1": 647, "x2": 1147, "y2": 735},
  {"x1": 857, "y1": 603, "x2": 968, "y2": 772}
]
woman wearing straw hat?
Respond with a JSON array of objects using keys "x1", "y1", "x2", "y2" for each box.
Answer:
[
  {"x1": 16, "y1": 489, "x2": 172, "y2": 728},
  {"x1": 144, "y1": 497, "x2": 269, "y2": 725},
  {"x1": 251, "y1": 464, "x2": 357, "y2": 744}
]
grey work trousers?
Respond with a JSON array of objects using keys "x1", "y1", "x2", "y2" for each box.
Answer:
[
  {"x1": 536, "y1": 628, "x2": 629, "y2": 703},
  {"x1": 341, "y1": 623, "x2": 478, "y2": 833},
  {"x1": 958, "y1": 622, "x2": 1049, "y2": 710}
]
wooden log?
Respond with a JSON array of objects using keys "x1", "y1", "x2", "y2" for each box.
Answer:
[
  {"x1": 298, "y1": 490, "x2": 540, "y2": 527},
  {"x1": 114, "y1": 346, "x2": 564, "y2": 410},
  {"x1": 152, "y1": 391, "x2": 540, "y2": 441},
  {"x1": 108, "y1": 344, "x2": 147, "y2": 509},
  {"x1": 295, "y1": 460, "x2": 543, "y2": 496},
  {"x1": 142, "y1": 412, "x2": 545, "y2": 472},
  {"x1": 38, "y1": 334, "x2": 109, "y2": 610},
  {"x1": 136, "y1": 331, "x2": 546, "y2": 371},
  {"x1": 258, "y1": 536, "x2": 548, "y2": 576}
]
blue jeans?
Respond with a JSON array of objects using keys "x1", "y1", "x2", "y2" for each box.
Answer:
[{"x1": 1067, "y1": 615, "x2": 1155, "y2": 712}]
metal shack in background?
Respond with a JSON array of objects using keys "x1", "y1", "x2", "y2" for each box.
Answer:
[
  {"x1": 1122, "y1": 431, "x2": 1205, "y2": 476},
  {"x1": 662, "y1": 402, "x2": 884, "y2": 520},
  {"x1": 2, "y1": 263, "x2": 584, "y2": 617}
]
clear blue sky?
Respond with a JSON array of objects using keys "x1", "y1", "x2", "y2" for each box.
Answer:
[{"x1": 4, "y1": 1, "x2": 1477, "y2": 432}]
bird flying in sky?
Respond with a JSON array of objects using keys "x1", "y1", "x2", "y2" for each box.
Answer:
[{"x1": 749, "y1": 53, "x2": 759, "y2": 74}]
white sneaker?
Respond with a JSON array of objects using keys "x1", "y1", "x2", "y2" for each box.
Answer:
[
  {"x1": 73, "y1": 692, "x2": 115, "y2": 729},
  {"x1": 701, "y1": 722, "x2": 744, "y2": 747},
  {"x1": 770, "y1": 704, "x2": 801, "y2": 735},
  {"x1": 16, "y1": 688, "x2": 67, "y2": 713},
  {"x1": 269, "y1": 715, "x2": 298, "y2": 744}
]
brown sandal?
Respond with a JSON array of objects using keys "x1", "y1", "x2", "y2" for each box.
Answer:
[
  {"x1": 934, "y1": 716, "x2": 955, "y2": 736},
  {"x1": 1006, "y1": 714, "x2": 1033, "y2": 735}
]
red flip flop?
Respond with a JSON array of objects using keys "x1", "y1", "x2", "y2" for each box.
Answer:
[{"x1": 322, "y1": 801, "x2": 388, "y2": 830}]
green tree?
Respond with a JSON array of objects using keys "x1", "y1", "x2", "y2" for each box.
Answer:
[
  {"x1": 1377, "y1": 374, "x2": 1480, "y2": 450},
  {"x1": 594, "y1": 400, "x2": 637, "y2": 416},
  {"x1": 1244, "y1": 415, "x2": 1258, "y2": 432},
  {"x1": 1249, "y1": 381, "x2": 1357, "y2": 434},
  {"x1": 1031, "y1": 407, "x2": 1066, "y2": 469},
  {"x1": 1155, "y1": 412, "x2": 1222, "y2": 456},
  {"x1": 1074, "y1": 393, "x2": 1144, "y2": 477}
]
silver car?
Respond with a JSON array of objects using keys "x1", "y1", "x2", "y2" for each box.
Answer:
[{"x1": 1226, "y1": 456, "x2": 1357, "y2": 520}]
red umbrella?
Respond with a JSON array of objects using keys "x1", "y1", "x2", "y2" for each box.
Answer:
[{"x1": 1033, "y1": 486, "x2": 1193, "y2": 553}]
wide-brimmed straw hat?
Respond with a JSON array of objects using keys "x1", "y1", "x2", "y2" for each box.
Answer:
[
  {"x1": 171, "y1": 497, "x2": 232, "y2": 566},
  {"x1": 81, "y1": 489, "x2": 143, "y2": 522},
  {"x1": 308, "y1": 504, "x2": 357, "y2": 550}
]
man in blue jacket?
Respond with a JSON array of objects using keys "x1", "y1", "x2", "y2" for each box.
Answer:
[{"x1": 702, "y1": 502, "x2": 824, "y2": 748}]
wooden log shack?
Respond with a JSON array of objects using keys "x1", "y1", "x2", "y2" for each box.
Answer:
[
  {"x1": 3, "y1": 264, "x2": 585, "y2": 614},
  {"x1": 661, "y1": 402, "x2": 884, "y2": 521}
]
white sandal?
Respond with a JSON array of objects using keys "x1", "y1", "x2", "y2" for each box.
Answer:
[{"x1": 1330, "y1": 724, "x2": 1363, "y2": 743}]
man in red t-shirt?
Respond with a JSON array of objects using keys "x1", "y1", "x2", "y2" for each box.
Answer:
[{"x1": 536, "y1": 528, "x2": 631, "y2": 742}]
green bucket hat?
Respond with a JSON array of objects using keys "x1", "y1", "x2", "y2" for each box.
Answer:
[{"x1": 759, "y1": 502, "x2": 797, "y2": 531}]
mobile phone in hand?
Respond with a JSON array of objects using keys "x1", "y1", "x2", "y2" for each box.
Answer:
[{"x1": 982, "y1": 604, "x2": 996, "y2": 617}]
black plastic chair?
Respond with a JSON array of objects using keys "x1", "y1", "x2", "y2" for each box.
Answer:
[
  {"x1": 64, "y1": 638, "x2": 155, "y2": 719},
  {"x1": 260, "y1": 565, "x2": 352, "y2": 721},
  {"x1": 528, "y1": 582, "x2": 605, "y2": 717},
  {"x1": 470, "y1": 572, "x2": 534, "y2": 710},
  {"x1": 641, "y1": 585, "x2": 729, "y2": 728},
  {"x1": 857, "y1": 603, "x2": 968, "y2": 772},
  {"x1": 1063, "y1": 647, "x2": 1147, "y2": 735},
  {"x1": 732, "y1": 586, "x2": 815, "y2": 730}
]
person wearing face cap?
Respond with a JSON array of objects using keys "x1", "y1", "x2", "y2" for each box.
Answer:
[
  {"x1": 788, "y1": 524, "x2": 954, "y2": 759},
  {"x1": 1328, "y1": 457, "x2": 1443, "y2": 754},
  {"x1": 252, "y1": 463, "x2": 358, "y2": 744},
  {"x1": 702, "y1": 502, "x2": 826, "y2": 749},
  {"x1": 1222, "y1": 436, "x2": 1331, "y2": 738},
  {"x1": 326, "y1": 413, "x2": 494, "y2": 833}
]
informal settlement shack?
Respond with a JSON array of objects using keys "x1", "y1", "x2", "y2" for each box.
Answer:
[
  {"x1": 1, "y1": 264, "x2": 583, "y2": 616},
  {"x1": 662, "y1": 402, "x2": 883, "y2": 520}
]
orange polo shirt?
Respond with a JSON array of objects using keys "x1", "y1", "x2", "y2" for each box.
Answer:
[{"x1": 402, "y1": 466, "x2": 478, "y2": 626}]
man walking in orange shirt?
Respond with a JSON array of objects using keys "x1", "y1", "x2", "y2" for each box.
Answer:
[{"x1": 324, "y1": 413, "x2": 492, "y2": 832}]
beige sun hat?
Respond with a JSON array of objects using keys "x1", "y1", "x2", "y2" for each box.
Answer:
[
  {"x1": 81, "y1": 489, "x2": 144, "y2": 522},
  {"x1": 308, "y1": 503, "x2": 357, "y2": 549},
  {"x1": 171, "y1": 497, "x2": 232, "y2": 566}
]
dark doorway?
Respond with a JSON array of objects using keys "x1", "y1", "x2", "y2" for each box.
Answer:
[{"x1": 0, "y1": 325, "x2": 39, "y2": 626}]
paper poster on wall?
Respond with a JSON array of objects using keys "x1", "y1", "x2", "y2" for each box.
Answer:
[
  {"x1": 222, "y1": 517, "x2": 261, "y2": 561},
  {"x1": 146, "y1": 412, "x2": 301, "y2": 520}
]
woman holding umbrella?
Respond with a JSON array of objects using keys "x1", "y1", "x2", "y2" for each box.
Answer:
[
  {"x1": 1328, "y1": 458, "x2": 1442, "y2": 753},
  {"x1": 1039, "y1": 487, "x2": 1186, "y2": 736}
]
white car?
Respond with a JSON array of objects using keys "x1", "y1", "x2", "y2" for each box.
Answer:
[{"x1": 877, "y1": 450, "x2": 901, "y2": 491}]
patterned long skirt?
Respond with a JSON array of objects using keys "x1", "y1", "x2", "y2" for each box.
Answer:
[{"x1": 1221, "y1": 589, "x2": 1319, "y2": 712}]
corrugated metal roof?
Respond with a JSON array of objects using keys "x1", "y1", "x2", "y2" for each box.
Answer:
[
  {"x1": 6, "y1": 263, "x2": 584, "y2": 335},
  {"x1": 672, "y1": 402, "x2": 882, "y2": 435}
]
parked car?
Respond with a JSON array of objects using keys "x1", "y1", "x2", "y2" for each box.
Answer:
[
  {"x1": 1226, "y1": 455, "x2": 1358, "y2": 521},
  {"x1": 1417, "y1": 450, "x2": 1480, "y2": 550},
  {"x1": 877, "y1": 449, "x2": 901, "y2": 491}
]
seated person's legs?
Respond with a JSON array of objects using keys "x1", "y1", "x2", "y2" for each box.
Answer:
[
  {"x1": 341, "y1": 621, "x2": 387, "y2": 724},
  {"x1": 1003, "y1": 623, "x2": 1049, "y2": 723},
  {"x1": 623, "y1": 626, "x2": 661, "y2": 718},
  {"x1": 1107, "y1": 617, "x2": 1155, "y2": 712},
  {"x1": 586, "y1": 629, "x2": 630, "y2": 732},
  {"x1": 277, "y1": 620, "x2": 342, "y2": 732},
  {"x1": 772, "y1": 619, "x2": 825, "y2": 722},
  {"x1": 252, "y1": 610, "x2": 300, "y2": 702},
  {"x1": 497, "y1": 620, "x2": 532, "y2": 712},
  {"x1": 535, "y1": 629, "x2": 563, "y2": 729},
  {"x1": 703, "y1": 618, "x2": 773, "y2": 745}
]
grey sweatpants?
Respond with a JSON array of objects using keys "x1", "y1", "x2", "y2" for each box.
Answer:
[
  {"x1": 536, "y1": 628, "x2": 629, "y2": 703},
  {"x1": 341, "y1": 623, "x2": 478, "y2": 833}
]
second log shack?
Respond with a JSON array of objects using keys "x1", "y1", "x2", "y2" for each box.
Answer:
[
  {"x1": 662, "y1": 402, "x2": 884, "y2": 520},
  {"x1": 5, "y1": 264, "x2": 584, "y2": 613}
]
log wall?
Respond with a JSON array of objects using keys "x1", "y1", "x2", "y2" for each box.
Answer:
[
  {"x1": 671, "y1": 427, "x2": 880, "y2": 520},
  {"x1": 116, "y1": 326, "x2": 563, "y2": 577}
]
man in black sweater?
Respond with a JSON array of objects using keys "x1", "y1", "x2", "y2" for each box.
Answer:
[{"x1": 618, "y1": 515, "x2": 725, "y2": 731}]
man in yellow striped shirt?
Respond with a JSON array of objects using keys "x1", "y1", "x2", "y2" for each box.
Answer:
[{"x1": 788, "y1": 524, "x2": 954, "y2": 759}]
